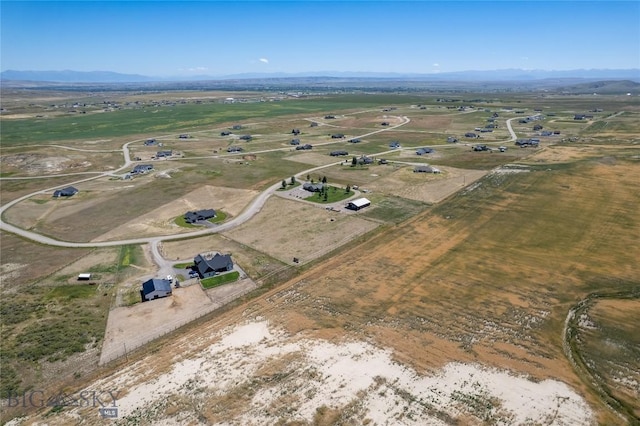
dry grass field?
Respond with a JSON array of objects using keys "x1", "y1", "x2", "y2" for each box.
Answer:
[{"x1": 2, "y1": 90, "x2": 639, "y2": 425}]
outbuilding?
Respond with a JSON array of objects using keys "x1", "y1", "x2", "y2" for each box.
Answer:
[
  {"x1": 346, "y1": 197, "x2": 371, "y2": 211},
  {"x1": 53, "y1": 186, "x2": 78, "y2": 198},
  {"x1": 141, "y1": 278, "x2": 173, "y2": 301}
]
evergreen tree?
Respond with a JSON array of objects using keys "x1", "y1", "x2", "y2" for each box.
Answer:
[{"x1": 281, "y1": 180, "x2": 287, "y2": 189}]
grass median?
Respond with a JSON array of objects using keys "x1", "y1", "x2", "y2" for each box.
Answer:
[{"x1": 200, "y1": 271, "x2": 240, "y2": 289}]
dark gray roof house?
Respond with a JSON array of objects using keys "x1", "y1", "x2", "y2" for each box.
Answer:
[
  {"x1": 416, "y1": 148, "x2": 434, "y2": 155},
  {"x1": 156, "y1": 150, "x2": 173, "y2": 158},
  {"x1": 227, "y1": 146, "x2": 243, "y2": 152},
  {"x1": 389, "y1": 141, "x2": 401, "y2": 148},
  {"x1": 184, "y1": 209, "x2": 216, "y2": 224},
  {"x1": 53, "y1": 186, "x2": 78, "y2": 197},
  {"x1": 465, "y1": 133, "x2": 478, "y2": 138},
  {"x1": 220, "y1": 131, "x2": 232, "y2": 136},
  {"x1": 414, "y1": 165, "x2": 440, "y2": 173},
  {"x1": 194, "y1": 253, "x2": 234, "y2": 278},
  {"x1": 303, "y1": 182, "x2": 324, "y2": 192},
  {"x1": 331, "y1": 133, "x2": 345, "y2": 139},
  {"x1": 132, "y1": 164, "x2": 153, "y2": 174},
  {"x1": 330, "y1": 150, "x2": 349, "y2": 156},
  {"x1": 144, "y1": 139, "x2": 157, "y2": 146},
  {"x1": 447, "y1": 137, "x2": 458, "y2": 143},
  {"x1": 239, "y1": 135, "x2": 253, "y2": 141},
  {"x1": 290, "y1": 139, "x2": 300, "y2": 145},
  {"x1": 141, "y1": 278, "x2": 172, "y2": 302},
  {"x1": 296, "y1": 144, "x2": 313, "y2": 150},
  {"x1": 291, "y1": 128, "x2": 301, "y2": 135},
  {"x1": 357, "y1": 156, "x2": 374, "y2": 165},
  {"x1": 349, "y1": 138, "x2": 361, "y2": 143}
]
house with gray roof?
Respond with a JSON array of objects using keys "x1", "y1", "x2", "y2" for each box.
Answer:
[
  {"x1": 53, "y1": 186, "x2": 78, "y2": 197},
  {"x1": 184, "y1": 209, "x2": 216, "y2": 224},
  {"x1": 132, "y1": 164, "x2": 153, "y2": 174},
  {"x1": 303, "y1": 182, "x2": 324, "y2": 192},
  {"x1": 193, "y1": 253, "x2": 233, "y2": 278}
]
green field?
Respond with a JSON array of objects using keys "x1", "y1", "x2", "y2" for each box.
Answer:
[{"x1": 201, "y1": 271, "x2": 241, "y2": 289}]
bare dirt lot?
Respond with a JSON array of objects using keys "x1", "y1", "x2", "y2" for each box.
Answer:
[{"x1": 223, "y1": 197, "x2": 379, "y2": 264}]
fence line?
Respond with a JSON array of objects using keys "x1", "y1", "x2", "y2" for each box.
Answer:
[{"x1": 99, "y1": 284, "x2": 256, "y2": 365}]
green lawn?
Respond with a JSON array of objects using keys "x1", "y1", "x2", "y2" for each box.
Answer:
[
  {"x1": 305, "y1": 186, "x2": 355, "y2": 204},
  {"x1": 200, "y1": 271, "x2": 240, "y2": 289}
]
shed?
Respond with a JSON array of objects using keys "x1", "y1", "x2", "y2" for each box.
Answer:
[
  {"x1": 77, "y1": 273, "x2": 92, "y2": 281},
  {"x1": 414, "y1": 165, "x2": 440, "y2": 173},
  {"x1": 141, "y1": 278, "x2": 173, "y2": 301},
  {"x1": 346, "y1": 197, "x2": 371, "y2": 211}
]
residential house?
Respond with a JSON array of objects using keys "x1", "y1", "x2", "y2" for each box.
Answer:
[
  {"x1": 239, "y1": 135, "x2": 253, "y2": 141},
  {"x1": 357, "y1": 156, "x2": 374, "y2": 165},
  {"x1": 414, "y1": 165, "x2": 441, "y2": 173},
  {"x1": 303, "y1": 182, "x2": 324, "y2": 192},
  {"x1": 465, "y1": 133, "x2": 479, "y2": 138},
  {"x1": 473, "y1": 145, "x2": 489, "y2": 151},
  {"x1": 194, "y1": 253, "x2": 234, "y2": 278},
  {"x1": 227, "y1": 146, "x2": 243, "y2": 152},
  {"x1": 330, "y1": 150, "x2": 349, "y2": 156},
  {"x1": 220, "y1": 131, "x2": 232, "y2": 136},
  {"x1": 331, "y1": 133, "x2": 345, "y2": 139},
  {"x1": 290, "y1": 139, "x2": 300, "y2": 145},
  {"x1": 179, "y1": 134, "x2": 190, "y2": 139},
  {"x1": 232, "y1": 124, "x2": 243, "y2": 130},
  {"x1": 144, "y1": 139, "x2": 157, "y2": 146},
  {"x1": 416, "y1": 148, "x2": 434, "y2": 155},
  {"x1": 295, "y1": 144, "x2": 313, "y2": 150},
  {"x1": 132, "y1": 164, "x2": 153, "y2": 174},
  {"x1": 53, "y1": 186, "x2": 78, "y2": 197},
  {"x1": 349, "y1": 138, "x2": 361, "y2": 143},
  {"x1": 324, "y1": 115, "x2": 336, "y2": 119},
  {"x1": 156, "y1": 150, "x2": 172, "y2": 158},
  {"x1": 291, "y1": 128, "x2": 301, "y2": 135},
  {"x1": 389, "y1": 141, "x2": 401, "y2": 148},
  {"x1": 184, "y1": 209, "x2": 216, "y2": 224},
  {"x1": 141, "y1": 278, "x2": 172, "y2": 302},
  {"x1": 447, "y1": 137, "x2": 458, "y2": 143}
]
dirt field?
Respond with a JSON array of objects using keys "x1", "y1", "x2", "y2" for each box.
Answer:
[
  {"x1": 99, "y1": 278, "x2": 257, "y2": 365},
  {"x1": 223, "y1": 197, "x2": 379, "y2": 264},
  {"x1": 92, "y1": 185, "x2": 257, "y2": 242}
]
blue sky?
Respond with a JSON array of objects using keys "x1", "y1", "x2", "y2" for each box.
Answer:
[{"x1": 1, "y1": 1, "x2": 639, "y2": 76}]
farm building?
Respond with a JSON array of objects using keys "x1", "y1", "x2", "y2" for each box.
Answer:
[
  {"x1": 141, "y1": 278, "x2": 172, "y2": 302},
  {"x1": 184, "y1": 209, "x2": 216, "y2": 224},
  {"x1": 193, "y1": 253, "x2": 234, "y2": 278},
  {"x1": 346, "y1": 197, "x2": 371, "y2": 211},
  {"x1": 303, "y1": 182, "x2": 325, "y2": 192},
  {"x1": 77, "y1": 273, "x2": 92, "y2": 281},
  {"x1": 414, "y1": 165, "x2": 441, "y2": 173},
  {"x1": 53, "y1": 186, "x2": 78, "y2": 197}
]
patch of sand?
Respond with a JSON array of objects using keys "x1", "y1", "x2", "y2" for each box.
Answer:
[{"x1": 42, "y1": 321, "x2": 594, "y2": 425}]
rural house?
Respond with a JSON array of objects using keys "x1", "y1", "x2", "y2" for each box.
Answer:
[
  {"x1": 303, "y1": 182, "x2": 324, "y2": 192},
  {"x1": 331, "y1": 133, "x2": 345, "y2": 139},
  {"x1": 389, "y1": 141, "x2": 401, "y2": 148},
  {"x1": 144, "y1": 139, "x2": 157, "y2": 146},
  {"x1": 290, "y1": 139, "x2": 300, "y2": 145},
  {"x1": 53, "y1": 186, "x2": 78, "y2": 197},
  {"x1": 132, "y1": 164, "x2": 153, "y2": 174},
  {"x1": 220, "y1": 131, "x2": 231, "y2": 136},
  {"x1": 416, "y1": 148, "x2": 434, "y2": 155},
  {"x1": 291, "y1": 128, "x2": 300, "y2": 135},
  {"x1": 346, "y1": 197, "x2": 371, "y2": 211},
  {"x1": 156, "y1": 150, "x2": 173, "y2": 158},
  {"x1": 227, "y1": 146, "x2": 243, "y2": 152},
  {"x1": 349, "y1": 138, "x2": 361, "y2": 143},
  {"x1": 447, "y1": 137, "x2": 458, "y2": 143},
  {"x1": 193, "y1": 253, "x2": 234, "y2": 278},
  {"x1": 465, "y1": 132, "x2": 479, "y2": 138},
  {"x1": 330, "y1": 150, "x2": 349, "y2": 156},
  {"x1": 414, "y1": 165, "x2": 441, "y2": 173},
  {"x1": 184, "y1": 209, "x2": 216, "y2": 224},
  {"x1": 239, "y1": 135, "x2": 253, "y2": 141},
  {"x1": 296, "y1": 144, "x2": 313, "y2": 150},
  {"x1": 141, "y1": 278, "x2": 173, "y2": 302}
]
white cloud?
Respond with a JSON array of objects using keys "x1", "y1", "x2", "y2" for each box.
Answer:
[
  {"x1": 178, "y1": 66, "x2": 209, "y2": 73},
  {"x1": 432, "y1": 63, "x2": 440, "y2": 67},
  {"x1": 259, "y1": 58, "x2": 269, "y2": 64}
]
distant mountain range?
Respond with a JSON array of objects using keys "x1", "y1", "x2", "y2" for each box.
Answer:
[{"x1": 1, "y1": 68, "x2": 639, "y2": 83}]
